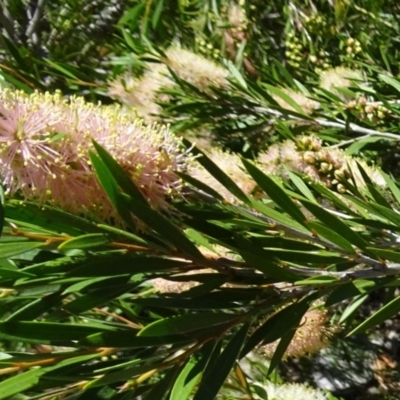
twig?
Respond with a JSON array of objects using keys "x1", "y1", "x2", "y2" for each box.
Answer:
[
  {"x1": 26, "y1": 0, "x2": 46, "y2": 48},
  {"x1": 0, "y1": 0, "x2": 17, "y2": 42},
  {"x1": 252, "y1": 105, "x2": 400, "y2": 144}
]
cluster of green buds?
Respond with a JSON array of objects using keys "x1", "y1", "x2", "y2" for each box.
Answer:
[
  {"x1": 347, "y1": 96, "x2": 390, "y2": 124},
  {"x1": 343, "y1": 37, "x2": 362, "y2": 58},
  {"x1": 285, "y1": 32, "x2": 304, "y2": 68},
  {"x1": 297, "y1": 136, "x2": 349, "y2": 193},
  {"x1": 259, "y1": 135, "x2": 384, "y2": 194},
  {"x1": 220, "y1": 1, "x2": 248, "y2": 61},
  {"x1": 309, "y1": 50, "x2": 332, "y2": 74},
  {"x1": 303, "y1": 13, "x2": 328, "y2": 34},
  {"x1": 195, "y1": 37, "x2": 221, "y2": 60}
]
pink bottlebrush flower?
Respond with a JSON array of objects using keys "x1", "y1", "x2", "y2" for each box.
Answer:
[
  {"x1": 0, "y1": 89, "x2": 192, "y2": 225},
  {"x1": 0, "y1": 90, "x2": 66, "y2": 197}
]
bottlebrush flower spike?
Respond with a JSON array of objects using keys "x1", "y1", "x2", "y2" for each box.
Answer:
[
  {"x1": 108, "y1": 46, "x2": 229, "y2": 122},
  {"x1": 0, "y1": 89, "x2": 192, "y2": 224},
  {"x1": 264, "y1": 382, "x2": 329, "y2": 400}
]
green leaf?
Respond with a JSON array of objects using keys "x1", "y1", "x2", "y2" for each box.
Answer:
[
  {"x1": 249, "y1": 199, "x2": 310, "y2": 234},
  {"x1": 91, "y1": 142, "x2": 206, "y2": 261},
  {"x1": 380, "y1": 171, "x2": 400, "y2": 205},
  {"x1": 0, "y1": 241, "x2": 43, "y2": 259},
  {"x1": 124, "y1": 196, "x2": 206, "y2": 262},
  {"x1": 234, "y1": 236, "x2": 299, "y2": 281},
  {"x1": 58, "y1": 233, "x2": 111, "y2": 251},
  {"x1": 299, "y1": 199, "x2": 368, "y2": 251},
  {"x1": 267, "y1": 328, "x2": 297, "y2": 375},
  {"x1": 295, "y1": 275, "x2": 339, "y2": 285},
  {"x1": 6, "y1": 292, "x2": 65, "y2": 321},
  {"x1": 346, "y1": 294, "x2": 400, "y2": 336},
  {"x1": 64, "y1": 255, "x2": 190, "y2": 277},
  {"x1": 355, "y1": 162, "x2": 391, "y2": 208},
  {"x1": 306, "y1": 221, "x2": 355, "y2": 253},
  {"x1": 285, "y1": 168, "x2": 317, "y2": 202},
  {"x1": 183, "y1": 139, "x2": 248, "y2": 204},
  {"x1": 143, "y1": 364, "x2": 181, "y2": 400},
  {"x1": 379, "y1": 74, "x2": 400, "y2": 93},
  {"x1": 62, "y1": 276, "x2": 130, "y2": 294},
  {"x1": 45, "y1": 59, "x2": 80, "y2": 79},
  {"x1": 0, "y1": 185, "x2": 4, "y2": 237},
  {"x1": 138, "y1": 312, "x2": 237, "y2": 337},
  {"x1": 226, "y1": 60, "x2": 247, "y2": 89},
  {"x1": 89, "y1": 151, "x2": 136, "y2": 228},
  {"x1": 91, "y1": 140, "x2": 148, "y2": 205},
  {"x1": 170, "y1": 345, "x2": 214, "y2": 400},
  {"x1": 0, "y1": 321, "x2": 115, "y2": 343},
  {"x1": 241, "y1": 295, "x2": 316, "y2": 357},
  {"x1": 0, "y1": 267, "x2": 34, "y2": 280},
  {"x1": 310, "y1": 182, "x2": 355, "y2": 214},
  {"x1": 193, "y1": 322, "x2": 249, "y2": 400},
  {"x1": 339, "y1": 293, "x2": 369, "y2": 324},
  {"x1": 176, "y1": 171, "x2": 224, "y2": 200},
  {"x1": 5, "y1": 201, "x2": 101, "y2": 235},
  {"x1": 325, "y1": 283, "x2": 362, "y2": 306},
  {"x1": 366, "y1": 247, "x2": 400, "y2": 263},
  {"x1": 152, "y1": 0, "x2": 164, "y2": 29},
  {"x1": 263, "y1": 83, "x2": 307, "y2": 115},
  {"x1": 79, "y1": 331, "x2": 191, "y2": 349},
  {"x1": 60, "y1": 283, "x2": 134, "y2": 314},
  {"x1": 346, "y1": 136, "x2": 384, "y2": 155},
  {"x1": 118, "y1": 4, "x2": 145, "y2": 26},
  {"x1": 242, "y1": 159, "x2": 307, "y2": 226},
  {"x1": 0, "y1": 368, "x2": 43, "y2": 400},
  {"x1": 132, "y1": 297, "x2": 240, "y2": 310}
]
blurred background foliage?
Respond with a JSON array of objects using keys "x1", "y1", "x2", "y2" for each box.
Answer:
[{"x1": 1, "y1": 0, "x2": 400, "y2": 399}]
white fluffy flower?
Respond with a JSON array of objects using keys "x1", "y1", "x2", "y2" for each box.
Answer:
[{"x1": 264, "y1": 382, "x2": 329, "y2": 400}]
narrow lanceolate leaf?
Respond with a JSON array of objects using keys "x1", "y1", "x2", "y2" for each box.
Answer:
[
  {"x1": 295, "y1": 275, "x2": 339, "y2": 285},
  {"x1": 0, "y1": 321, "x2": 115, "y2": 343},
  {"x1": 339, "y1": 294, "x2": 369, "y2": 324},
  {"x1": 6, "y1": 291, "x2": 65, "y2": 321},
  {"x1": 89, "y1": 151, "x2": 136, "y2": 228},
  {"x1": 0, "y1": 353, "x2": 99, "y2": 399},
  {"x1": 347, "y1": 295, "x2": 400, "y2": 336},
  {"x1": 355, "y1": 162, "x2": 392, "y2": 208},
  {"x1": 249, "y1": 199, "x2": 310, "y2": 233},
  {"x1": 241, "y1": 295, "x2": 317, "y2": 357},
  {"x1": 123, "y1": 195, "x2": 206, "y2": 262},
  {"x1": 182, "y1": 139, "x2": 249, "y2": 204},
  {"x1": 0, "y1": 185, "x2": 4, "y2": 237},
  {"x1": 176, "y1": 171, "x2": 224, "y2": 200},
  {"x1": 0, "y1": 368, "x2": 43, "y2": 400},
  {"x1": 366, "y1": 247, "x2": 400, "y2": 263},
  {"x1": 0, "y1": 241, "x2": 43, "y2": 259},
  {"x1": 91, "y1": 140, "x2": 148, "y2": 205},
  {"x1": 299, "y1": 199, "x2": 368, "y2": 251},
  {"x1": 263, "y1": 83, "x2": 308, "y2": 115},
  {"x1": 234, "y1": 236, "x2": 299, "y2": 281},
  {"x1": 242, "y1": 158, "x2": 307, "y2": 226},
  {"x1": 285, "y1": 168, "x2": 317, "y2": 203},
  {"x1": 91, "y1": 141, "x2": 205, "y2": 261},
  {"x1": 143, "y1": 364, "x2": 181, "y2": 400},
  {"x1": 267, "y1": 329, "x2": 297, "y2": 376},
  {"x1": 380, "y1": 171, "x2": 400, "y2": 205},
  {"x1": 306, "y1": 220, "x2": 355, "y2": 253},
  {"x1": 170, "y1": 343, "x2": 215, "y2": 400},
  {"x1": 5, "y1": 201, "x2": 101, "y2": 235},
  {"x1": 58, "y1": 233, "x2": 111, "y2": 251},
  {"x1": 138, "y1": 312, "x2": 237, "y2": 337},
  {"x1": 193, "y1": 323, "x2": 250, "y2": 400}
]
